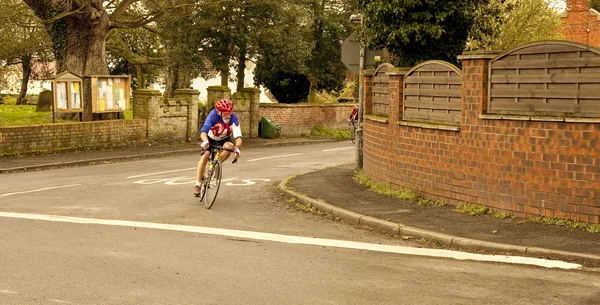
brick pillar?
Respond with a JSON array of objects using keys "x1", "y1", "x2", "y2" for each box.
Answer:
[
  {"x1": 242, "y1": 87, "x2": 261, "y2": 138},
  {"x1": 363, "y1": 69, "x2": 374, "y2": 115},
  {"x1": 207, "y1": 86, "x2": 231, "y2": 109},
  {"x1": 231, "y1": 89, "x2": 250, "y2": 138},
  {"x1": 174, "y1": 89, "x2": 199, "y2": 142},
  {"x1": 132, "y1": 89, "x2": 162, "y2": 142},
  {"x1": 387, "y1": 67, "x2": 410, "y2": 125},
  {"x1": 457, "y1": 51, "x2": 499, "y2": 127}
]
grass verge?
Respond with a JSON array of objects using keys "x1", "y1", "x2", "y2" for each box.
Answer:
[
  {"x1": 529, "y1": 216, "x2": 600, "y2": 233},
  {"x1": 310, "y1": 125, "x2": 351, "y2": 140},
  {"x1": 353, "y1": 170, "x2": 446, "y2": 207}
]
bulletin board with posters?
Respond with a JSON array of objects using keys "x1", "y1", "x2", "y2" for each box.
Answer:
[
  {"x1": 52, "y1": 72, "x2": 83, "y2": 113},
  {"x1": 90, "y1": 75, "x2": 131, "y2": 113}
]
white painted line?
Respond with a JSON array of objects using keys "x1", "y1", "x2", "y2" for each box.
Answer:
[
  {"x1": 247, "y1": 153, "x2": 303, "y2": 162},
  {"x1": 0, "y1": 184, "x2": 82, "y2": 197},
  {"x1": 0, "y1": 212, "x2": 582, "y2": 270},
  {"x1": 0, "y1": 290, "x2": 18, "y2": 295},
  {"x1": 127, "y1": 168, "x2": 196, "y2": 179},
  {"x1": 322, "y1": 147, "x2": 355, "y2": 152}
]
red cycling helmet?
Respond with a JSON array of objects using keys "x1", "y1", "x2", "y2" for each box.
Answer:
[
  {"x1": 352, "y1": 105, "x2": 358, "y2": 110},
  {"x1": 215, "y1": 99, "x2": 233, "y2": 113}
]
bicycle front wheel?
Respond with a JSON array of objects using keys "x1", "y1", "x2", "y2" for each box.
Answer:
[
  {"x1": 351, "y1": 124, "x2": 356, "y2": 144},
  {"x1": 204, "y1": 159, "x2": 222, "y2": 209}
]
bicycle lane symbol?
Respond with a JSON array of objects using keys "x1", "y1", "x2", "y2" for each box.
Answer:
[{"x1": 133, "y1": 177, "x2": 271, "y2": 186}]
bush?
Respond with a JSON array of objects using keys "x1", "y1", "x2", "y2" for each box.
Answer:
[{"x1": 1, "y1": 95, "x2": 17, "y2": 105}]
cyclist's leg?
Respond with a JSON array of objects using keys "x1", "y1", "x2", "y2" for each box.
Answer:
[
  {"x1": 218, "y1": 138, "x2": 234, "y2": 163},
  {"x1": 197, "y1": 138, "x2": 219, "y2": 182},
  {"x1": 196, "y1": 151, "x2": 210, "y2": 181}
]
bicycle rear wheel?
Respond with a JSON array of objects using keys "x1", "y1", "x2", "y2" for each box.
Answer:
[{"x1": 204, "y1": 159, "x2": 222, "y2": 209}]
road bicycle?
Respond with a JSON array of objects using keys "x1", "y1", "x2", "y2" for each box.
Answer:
[
  {"x1": 349, "y1": 119, "x2": 358, "y2": 144},
  {"x1": 197, "y1": 144, "x2": 238, "y2": 209}
]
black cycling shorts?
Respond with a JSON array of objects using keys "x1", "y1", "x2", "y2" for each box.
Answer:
[{"x1": 208, "y1": 137, "x2": 232, "y2": 147}]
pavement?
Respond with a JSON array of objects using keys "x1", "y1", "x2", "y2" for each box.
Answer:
[{"x1": 1, "y1": 137, "x2": 599, "y2": 267}]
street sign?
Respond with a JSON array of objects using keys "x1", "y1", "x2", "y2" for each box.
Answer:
[{"x1": 341, "y1": 32, "x2": 383, "y2": 74}]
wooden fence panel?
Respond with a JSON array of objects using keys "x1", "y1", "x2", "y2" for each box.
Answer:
[
  {"x1": 489, "y1": 41, "x2": 600, "y2": 118},
  {"x1": 403, "y1": 61, "x2": 462, "y2": 125},
  {"x1": 372, "y1": 64, "x2": 391, "y2": 117}
]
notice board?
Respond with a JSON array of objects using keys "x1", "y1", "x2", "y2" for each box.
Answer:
[
  {"x1": 52, "y1": 72, "x2": 83, "y2": 113},
  {"x1": 91, "y1": 75, "x2": 131, "y2": 113}
]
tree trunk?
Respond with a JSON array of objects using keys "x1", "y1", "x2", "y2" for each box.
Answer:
[
  {"x1": 61, "y1": 15, "x2": 110, "y2": 76},
  {"x1": 178, "y1": 66, "x2": 192, "y2": 89},
  {"x1": 236, "y1": 43, "x2": 247, "y2": 91},
  {"x1": 17, "y1": 55, "x2": 32, "y2": 105},
  {"x1": 24, "y1": 0, "x2": 112, "y2": 120},
  {"x1": 136, "y1": 65, "x2": 145, "y2": 89},
  {"x1": 308, "y1": 76, "x2": 318, "y2": 104},
  {"x1": 164, "y1": 65, "x2": 178, "y2": 100},
  {"x1": 220, "y1": 68, "x2": 229, "y2": 87}
]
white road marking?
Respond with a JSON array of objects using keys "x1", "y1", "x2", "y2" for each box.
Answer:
[
  {"x1": 0, "y1": 184, "x2": 82, "y2": 197},
  {"x1": 126, "y1": 168, "x2": 196, "y2": 179},
  {"x1": 247, "y1": 153, "x2": 303, "y2": 162},
  {"x1": 0, "y1": 290, "x2": 18, "y2": 295},
  {"x1": 225, "y1": 179, "x2": 271, "y2": 186},
  {"x1": 322, "y1": 147, "x2": 354, "y2": 152},
  {"x1": 133, "y1": 177, "x2": 241, "y2": 185},
  {"x1": 0, "y1": 212, "x2": 582, "y2": 270}
]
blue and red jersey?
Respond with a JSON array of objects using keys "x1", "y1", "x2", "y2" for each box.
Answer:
[{"x1": 200, "y1": 109, "x2": 242, "y2": 141}]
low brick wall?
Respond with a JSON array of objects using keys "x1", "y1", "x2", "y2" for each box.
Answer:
[
  {"x1": 259, "y1": 104, "x2": 356, "y2": 137},
  {"x1": 0, "y1": 120, "x2": 147, "y2": 155}
]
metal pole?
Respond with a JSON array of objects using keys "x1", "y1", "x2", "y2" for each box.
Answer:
[{"x1": 355, "y1": 17, "x2": 364, "y2": 171}]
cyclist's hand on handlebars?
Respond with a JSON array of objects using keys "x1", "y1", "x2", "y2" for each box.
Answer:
[
  {"x1": 233, "y1": 147, "x2": 241, "y2": 157},
  {"x1": 200, "y1": 140, "x2": 209, "y2": 150}
]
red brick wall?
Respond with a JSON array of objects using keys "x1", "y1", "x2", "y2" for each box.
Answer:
[
  {"x1": 362, "y1": 53, "x2": 600, "y2": 224},
  {"x1": 561, "y1": 0, "x2": 600, "y2": 47},
  {"x1": 0, "y1": 120, "x2": 147, "y2": 155},
  {"x1": 259, "y1": 104, "x2": 356, "y2": 137}
]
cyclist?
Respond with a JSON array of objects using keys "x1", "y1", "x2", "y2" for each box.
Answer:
[
  {"x1": 348, "y1": 105, "x2": 359, "y2": 125},
  {"x1": 194, "y1": 98, "x2": 242, "y2": 196}
]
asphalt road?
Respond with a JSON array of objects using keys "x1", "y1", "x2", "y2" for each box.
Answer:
[{"x1": 1, "y1": 142, "x2": 599, "y2": 305}]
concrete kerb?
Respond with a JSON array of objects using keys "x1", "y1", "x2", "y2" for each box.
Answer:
[
  {"x1": 0, "y1": 138, "x2": 341, "y2": 174},
  {"x1": 0, "y1": 149, "x2": 199, "y2": 174},
  {"x1": 279, "y1": 174, "x2": 600, "y2": 267}
]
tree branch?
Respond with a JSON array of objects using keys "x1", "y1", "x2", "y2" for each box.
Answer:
[
  {"x1": 106, "y1": 32, "x2": 166, "y2": 66},
  {"x1": 111, "y1": 0, "x2": 139, "y2": 21}
]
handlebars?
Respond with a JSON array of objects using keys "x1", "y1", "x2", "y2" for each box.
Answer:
[{"x1": 200, "y1": 144, "x2": 239, "y2": 164}]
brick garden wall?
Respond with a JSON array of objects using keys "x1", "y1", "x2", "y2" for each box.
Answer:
[
  {"x1": 0, "y1": 120, "x2": 147, "y2": 155},
  {"x1": 362, "y1": 42, "x2": 600, "y2": 224},
  {"x1": 259, "y1": 104, "x2": 356, "y2": 137}
]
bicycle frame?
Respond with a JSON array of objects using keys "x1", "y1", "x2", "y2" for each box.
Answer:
[{"x1": 199, "y1": 144, "x2": 237, "y2": 209}]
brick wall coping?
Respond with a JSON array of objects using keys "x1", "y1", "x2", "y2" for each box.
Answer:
[
  {"x1": 365, "y1": 115, "x2": 389, "y2": 123},
  {"x1": 387, "y1": 67, "x2": 411, "y2": 76},
  {"x1": 480, "y1": 114, "x2": 600, "y2": 124},
  {"x1": 260, "y1": 103, "x2": 355, "y2": 108},
  {"x1": 238, "y1": 87, "x2": 261, "y2": 93},
  {"x1": 398, "y1": 121, "x2": 460, "y2": 131},
  {"x1": 457, "y1": 51, "x2": 499, "y2": 60},
  {"x1": 207, "y1": 86, "x2": 231, "y2": 92},
  {"x1": 363, "y1": 69, "x2": 375, "y2": 76},
  {"x1": 174, "y1": 89, "x2": 200, "y2": 94},
  {"x1": 133, "y1": 89, "x2": 162, "y2": 95}
]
